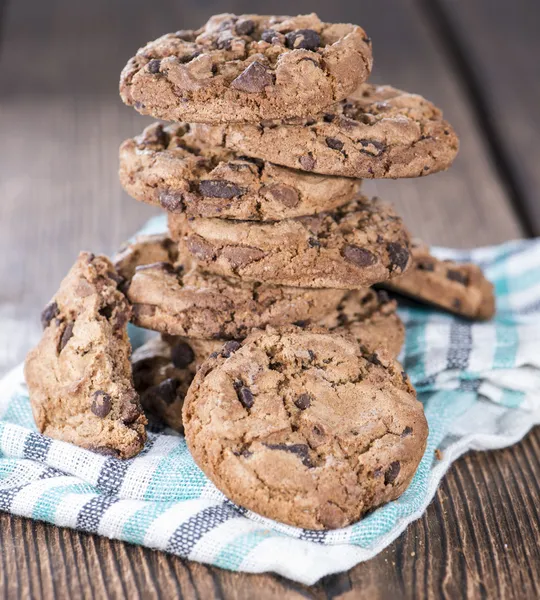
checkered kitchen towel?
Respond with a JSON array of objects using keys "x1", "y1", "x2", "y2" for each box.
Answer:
[{"x1": 1, "y1": 221, "x2": 540, "y2": 585}]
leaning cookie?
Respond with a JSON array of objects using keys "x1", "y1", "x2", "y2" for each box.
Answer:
[
  {"x1": 193, "y1": 83, "x2": 459, "y2": 178},
  {"x1": 382, "y1": 241, "x2": 495, "y2": 320},
  {"x1": 319, "y1": 289, "x2": 405, "y2": 358},
  {"x1": 120, "y1": 13, "x2": 373, "y2": 123},
  {"x1": 24, "y1": 253, "x2": 147, "y2": 459},
  {"x1": 119, "y1": 123, "x2": 361, "y2": 221},
  {"x1": 183, "y1": 326, "x2": 428, "y2": 529},
  {"x1": 169, "y1": 196, "x2": 412, "y2": 289},
  {"x1": 113, "y1": 234, "x2": 346, "y2": 339}
]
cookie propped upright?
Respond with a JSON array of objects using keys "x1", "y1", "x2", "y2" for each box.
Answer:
[{"x1": 25, "y1": 252, "x2": 147, "y2": 459}]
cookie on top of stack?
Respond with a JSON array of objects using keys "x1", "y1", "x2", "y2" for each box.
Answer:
[{"x1": 25, "y1": 13, "x2": 495, "y2": 529}]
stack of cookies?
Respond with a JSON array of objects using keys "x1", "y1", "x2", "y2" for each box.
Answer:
[{"x1": 25, "y1": 14, "x2": 495, "y2": 530}]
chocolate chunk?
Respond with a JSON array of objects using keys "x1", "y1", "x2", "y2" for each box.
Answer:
[
  {"x1": 308, "y1": 350, "x2": 316, "y2": 361},
  {"x1": 262, "y1": 184, "x2": 299, "y2": 208},
  {"x1": 159, "y1": 190, "x2": 185, "y2": 213},
  {"x1": 264, "y1": 443, "x2": 313, "y2": 468},
  {"x1": 221, "y1": 340, "x2": 241, "y2": 358},
  {"x1": 147, "y1": 59, "x2": 161, "y2": 74},
  {"x1": 387, "y1": 243, "x2": 410, "y2": 273},
  {"x1": 326, "y1": 137, "x2": 344, "y2": 151},
  {"x1": 285, "y1": 29, "x2": 321, "y2": 51},
  {"x1": 299, "y1": 154, "x2": 316, "y2": 171},
  {"x1": 199, "y1": 180, "x2": 245, "y2": 199},
  {"x1": 221, "y1": 246, "x2": 265, "y2": 268},
  {"x1": 447, "y1": 269, "x2": 468, "y2": 285},
  {"x1": 358, "y1": 139, "x2": 386, "y2": 156},
  {"x1": 121, "y1": 392, "x2": 142, "y2": 424},
  {"x1": 187, "y1": 236, "x2": 216, "y2": 261},
  {"x1": 234, "y1": 381, "x2": 254, "y2": 409},
  {"x1": 91, "y1": 391, "x2": 112, "y2": 418},
  {"x1": 230, "y1": 61, "x2": 274, "y2": 93},
  {"x1": 294, "y1": 393, "x2": 312, "y2": 410},
  {"x1": 41, "y1": 301, "x2": 59, "y2": 329},
  {"x1": 235, "y1": 19, "x2": 255, "y2": 36},
  {"x1": 154, "y1": 378, "x2": 180, "y2": 405},
  {"x1": 171, "y1": 342, "x2": 195, "y2": 369},
  {"x1": 261, "y1": 29, "x2": 283, "y2": 44},
  {"x1": 308, "y1": 237, "x2": 320, "y2": 248},
  {"x1": 58, "y1": 322, "x2": 74, "y2": 352},
  {"x1": 233, "y1": 447, "x2": 253, "y2": 458},
  {"x1": 341, "y1": 245, "x2": 376, "y2": 267},
  {"x1": 417, "y1": 260, "x2": 435, "y2": 272},
  {"x1": 365, "y1": 352, "x2": 382, "y2": 366},
  {"x1": 323, "y1": 113, "x2": 336, "y2": 123},
  {"x1": 384, "y1": 461, "x2": 401, "y2": 484},
  {"x1": 401, "y1": 426, "x2": 413, "y2": 437}
]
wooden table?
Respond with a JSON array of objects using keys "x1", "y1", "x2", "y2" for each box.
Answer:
[{"x1": 1, "y1": 0, "x2": 539, "y2": 597}]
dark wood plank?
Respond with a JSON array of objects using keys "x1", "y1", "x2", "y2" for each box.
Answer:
[
  {"x1": 0, "y1": 0, "x2": 536, "y2": 598},
  {"x1": 432, "y1": 0, "x2": 540, "y2": 234}
]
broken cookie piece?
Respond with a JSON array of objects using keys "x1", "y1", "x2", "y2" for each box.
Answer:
[{"x1": 25, "y1": 252, "x2": 147, "y2": 458}]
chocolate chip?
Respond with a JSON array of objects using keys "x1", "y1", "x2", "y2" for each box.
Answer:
[
  {"x1": 235, "y1": 19, "x2": 255, "y2": 36},
  {"x1": 264, "y1": 443, "x2": 313, "y2": 468},
  {"x1": 326, "y1": 137, "x2": 344, "y2": 151},
  {"x1": 58, "y1": 322, "x2": 74, "y2": 352},
  {"x1": 341, "y1": 245, "x2": 376, "y2": 267},
  {"x1": 387, "y1": 243, "x2": 410, "y2": 273},
  {"x1": 221, "y1": 340, "x2": 241, "y2": 358},
  {"x1": 401, "y1": 426, "x2": 413, "y2": 437},
  {"x1": 293, "y1": 320, "x2": 307, "y2": 328},
  {"x1": 41, "y1": 301, "x2": 59, "y2": 329},
  {"x1": 199, "y1": 180, "x2": 245, "y2": 199},
  {"x1": 171, "y1": 342, "x2": 195, "y2": 369},
  {"x1": 294, "y1": 393, "x2": 312, "y2": 410},
  {"x1": 299, "y1": 154, "x2": 316, "y2": 171},
  {"x1": 308, "y1": 237, "x2": 320, "y2": 248},
  {"x1": 175, "y1": 30, "x2": 196, "y2": 41},
  {"x1": 233, "y1": 447, "x2": 253, "y2": 458},
  {"x1": 285, "y1": 29, "x2": 321, "y2": 51},
  {"x1": 154, "y1": 378, "x2": 180, "y2": 405},
  {"x1": 187, "y1": 236, "x2": 215, "y2": 261},
  {"x1": 121, "y1": 392, "x2": 142, "y2": 424},
  {"x1": 159, "y1": 190, "x2": 185, "y2": 213},
  {"x1": 358, "y1": 139, "x2": 386, "y2": 156},
  {"x1": 447, "y1": 269, "x2": 468, "y2": 285},
  {"x1": 233, "y1": 381, "x2": 254, "y2": 409},
  {"x1": 365, "y1": 352, "x2": 382, "y2": 366},
  {"x1": 230, "y1": 61, "x2": 274, "y2": 93},
  {"x1": 261, "y1": 29, "x2": 282, "y2": 44},
  {"x1": 384, "y1": 461, "x2": 401, "y2": 484},
  {"x1": 308, "y1": 350, "x2": 316, "y2": 361},
  {"x1": 323, "y1": 113, "x2": 336, "y2": 123},
  {"x1": 147, "y1": 59, "x2": 161, "y2": 74},
  {"x1": 263, "y1": 184, "x2": 299, "y2": 208},
  {"x1": 91, "y1": 391, "x2": 112, "y2": 418},
  {"x1": 417, "y1": 260, "x2": 435, "y2": 272}
]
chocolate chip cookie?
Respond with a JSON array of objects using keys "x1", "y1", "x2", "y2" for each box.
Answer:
[
  {"x1": 183, "y1": 326, "x2": 428, "y2": 529},
  {"x1": 120, "y1": 13, "x2": 373, "y2": 123},
  {"x1": 193, "y1": 83, "x2": 459, "y2": 177},
  {"x1": 319, "y1": 289, "x2": 405, "y2": 357},
  {"x1": 114, "y1": 235, "x2": 346, "y2": 339},
  {"x1": 24, "y1": 253, "x2": 147, "y2": 459},
  {"x1": 169, "y1": 196, "x2": 412, "y2": 289},
  {"x1": 382, "y1": 242, "x2": 495, "y2": 320},
  {"x1": 119, "y1": 123, "x2": 361, "y2": 221}
]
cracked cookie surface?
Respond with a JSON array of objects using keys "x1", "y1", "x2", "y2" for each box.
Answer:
[
  {"x1": 120, "y1": 122, "x2": 361, "y2": 221},
  {"x1": 193, "y1": 83, "x2": 459, "y2": 177},
  {"x1": 382, "y1": 241, "x2": 495, "y2": 320},
  {"x1": 114, "y1": 234, "x2": 345, "y2": 338},
  {"x1": 120, "y1": 13, "x2": 372, "y2": 123},
  {"x1": 183, "y1": 326, "x2": 428, "y2": 529},
  {"x1": 169, "y1": 196, "x2": 412, "y2": 289},
  {"x1": 24, "y1": 253, "x2": 147, "y2": 458}
]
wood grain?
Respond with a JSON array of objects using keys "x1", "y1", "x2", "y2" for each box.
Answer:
[
  {"x1": 0, "y1": 0, "x2": 538, "y2": 598},
  {"x1": 433, "y1": 0, "x2": 540, "y2": 235}
]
